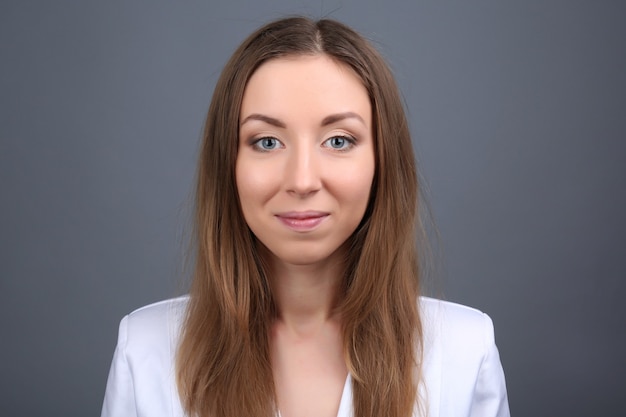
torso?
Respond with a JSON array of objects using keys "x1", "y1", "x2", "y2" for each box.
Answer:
[{"x1": 270, "y1": 318, "x2": 347, "y2": 417}]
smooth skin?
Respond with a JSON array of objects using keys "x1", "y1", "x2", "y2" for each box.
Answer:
[{"x1": 236, "y1": 55, "x2": 375, "y2": 417}]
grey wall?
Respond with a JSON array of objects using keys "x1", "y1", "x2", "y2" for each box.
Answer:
[{"x1": 1, "y1": 1, "x2": 624, "y2": 415}]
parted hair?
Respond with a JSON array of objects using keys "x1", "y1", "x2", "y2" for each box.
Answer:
[{"x1": 176, "y1": 16, "x2": 423, "y2": 417}]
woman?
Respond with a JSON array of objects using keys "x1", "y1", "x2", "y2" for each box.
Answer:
[{"x1": 101, "y1": 17, "x2": 509, "y2": 417}]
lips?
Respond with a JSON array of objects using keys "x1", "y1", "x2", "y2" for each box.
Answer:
[{"x1": 275, "y1": 211, "x2": 329, "y2": 231}]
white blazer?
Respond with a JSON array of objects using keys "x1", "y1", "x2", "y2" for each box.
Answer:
[{"x1": 101, "y1": 296, "x2": 510, "y2": 417}]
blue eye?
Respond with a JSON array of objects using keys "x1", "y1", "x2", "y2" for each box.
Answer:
[
  {"x1": 324, "y1": 135, "x2": 354, "y2": 150},
  {"x1": 253, "y1": 137, "x2": 281, "y2": 151}
]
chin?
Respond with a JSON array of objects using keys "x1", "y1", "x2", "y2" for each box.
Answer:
[{"x1": 262, "y1": 243, "x2": 347, "y2": 269}]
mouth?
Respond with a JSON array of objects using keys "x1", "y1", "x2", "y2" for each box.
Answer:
[{"x1": 275, "y1": 211, "x2": 329, "y2": 231}]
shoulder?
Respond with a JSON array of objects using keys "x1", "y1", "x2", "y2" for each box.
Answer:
[
  {"x1": 419, "y1": 296, "x2": 496, "y2": 347},
  {"x1": 419, "y1": 297, "x2": 510, "y2": 417},
  {"x1": 419, "y1": 296, "x2": 497, "y2": 373},
  {"x1": 102, "y1": 296, "x2": 189, "y2": 417},
  {"x1": 125, "y1": 295, "x2": 189, "y2": 325},
  {"x1": 117, "y1": 296, "x2": 189, "y2": 355}
]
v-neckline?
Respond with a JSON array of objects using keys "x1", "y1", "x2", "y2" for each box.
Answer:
[
  {"x1": 335, "y1": 374, "x2": 353, "y2": 417},
  {"x1": 276, "y1": 374, "x2": 352, "y2": 417}
]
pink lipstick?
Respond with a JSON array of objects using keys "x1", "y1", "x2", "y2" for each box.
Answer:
[{"x1": 275, "y1": 211, "x2": 329, "y2": 232}]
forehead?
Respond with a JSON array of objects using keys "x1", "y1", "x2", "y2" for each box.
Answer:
[{"x1": 240, "y1": 55, "x2": 371, "y2": 124}]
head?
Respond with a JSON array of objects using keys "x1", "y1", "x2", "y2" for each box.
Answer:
[
  {"x1": 183, "y1": 16, "x2": 421, "y2": 417},
  {"x1": 197, "y1": 17, "x2": 417, "y2": 304}
]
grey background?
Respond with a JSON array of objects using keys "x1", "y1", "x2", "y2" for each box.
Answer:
[{"x1": 1, "y1": 1, "x2": 624, "y2": 416}]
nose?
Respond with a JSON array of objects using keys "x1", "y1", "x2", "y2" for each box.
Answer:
[{"x1": 284, "y1": 143, "x2": 322, "y2": 197}]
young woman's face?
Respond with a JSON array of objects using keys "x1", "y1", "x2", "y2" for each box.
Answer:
[{"x1": 236, "y1": 55, "x2": 375, "y2": 267}]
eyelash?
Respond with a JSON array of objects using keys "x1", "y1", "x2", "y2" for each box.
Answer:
[
  {"x1": 322, "y1": 135, "x2": 357, "y2": 151},
  {"x1": 251, "y1": 136, "x2": 283, "y2": 152},
  {"x1": 249, "y1": 134, "x2": 357, "y2": 152}
]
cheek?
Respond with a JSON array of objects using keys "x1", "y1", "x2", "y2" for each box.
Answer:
[
  {"x1": 235, "y1": 158, "x2": 254, "y2": 209},
  {"x1": 334, "y1": 161, "x2": 375, "y2": 205},
  {"x1": 235, "y1": 159, "x2": 278, "y2": 210}
]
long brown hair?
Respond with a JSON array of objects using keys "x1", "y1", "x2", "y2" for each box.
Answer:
[{"x1": 176, "y1": 16, "x2": 423, "y2": 417}]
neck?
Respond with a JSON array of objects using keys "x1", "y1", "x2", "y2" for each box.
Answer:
[{"x1": 268, "y1": 253, "x2": 344, "y2": 336}]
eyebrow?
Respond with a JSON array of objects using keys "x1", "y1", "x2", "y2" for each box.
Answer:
[
  {"x1": 240, "y1": 112, "x2": 366, "y2": 128},
  {"x1": 321, "y1": 112, "x2": 366, "y2": 126},
  {"x1": 240, "y1": 114, "x2": 286, "y2": 128}
]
